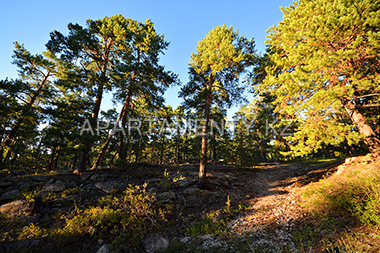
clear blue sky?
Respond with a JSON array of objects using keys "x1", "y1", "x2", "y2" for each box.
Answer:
[{"x1": 0, "y1": 0, "x2": 292, "y2": 118}]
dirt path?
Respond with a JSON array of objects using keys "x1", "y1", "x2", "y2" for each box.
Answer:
[{"x1": 218, "y1": 162, "x2": 338, "y2": 252}]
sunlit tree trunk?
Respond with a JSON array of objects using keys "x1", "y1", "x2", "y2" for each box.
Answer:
[
  {"x1": 341, "y1": 97, "x2": 380, "y2": 161},
  {"x1": 199, "y1": 73, "x2": 213, "y2": 189},
  {"x1": 0, "y1": 73, "x2": 50, "y2": 163}
]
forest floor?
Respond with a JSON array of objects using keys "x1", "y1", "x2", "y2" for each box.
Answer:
[{"x1": 0, "y1": 158, "x2": 379, "y2": 252}]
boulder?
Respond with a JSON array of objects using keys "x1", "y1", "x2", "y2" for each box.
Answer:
[
  {"x1": 0, "y1": 200, "x2": 29, "y2": 218},
  {"x1": 29, "y1": 175, "x2": 49, "y2": 182},
  {"x1": 1, "y1": 189, "x2": 22, "y2": 201},
  {"x1": 143, "y1": 235, "x2": 169, "y2": 253},
  {"x1": 156, "y1": 192, "x2": 175, "y2": 203},
  {"x1": 42, "y1": 180, "x2": 66, "y2": 192},
  {"x1": 177, "y1": 178, "x2": 197, "y2": 187},
  {"x1": 96, "y1": 244, "x2": 110, "y2": 253},
  {"x1": 94, "y1": 181, "x2": 126, "y2": 193},
  {"x1": 0, "y1": 239, "x2": 39, "y2": 253},
  {"x1": 182, "y1": 187, "x2": 200, "y2": 195},
  {"x1": 79, "y1": 172, "x2": 92, "y2": 181}
]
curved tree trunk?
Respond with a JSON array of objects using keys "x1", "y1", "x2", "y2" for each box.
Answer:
[{"x1": 341, "y1": 97, "x2": 380, "y2": 161}]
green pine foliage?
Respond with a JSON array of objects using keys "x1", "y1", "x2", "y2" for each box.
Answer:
[{"x1": 257, "y1": 0, "x2": 380, "y2": 158}]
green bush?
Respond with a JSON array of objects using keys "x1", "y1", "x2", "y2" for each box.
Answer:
[{"x1": 57, "y1": 183, "x2": 168, "y2": 248}]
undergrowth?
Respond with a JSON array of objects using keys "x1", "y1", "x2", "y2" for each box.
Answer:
[
  {"x1": 4, "y1": 183, "x2": 170, "y2": 252},
  {"x1": 297, "y1": 163, "x2": 380, "y2": 252}
]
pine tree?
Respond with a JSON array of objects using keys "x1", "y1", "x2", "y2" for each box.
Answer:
[
  {"x1": 91, "y1": 18, "x2": 178, "y2": 170},
  {"x1": 260, "y1": 0, "x2": 380, "y2": 160},
  {"x1": 0, "y1": 43, "x2": 58, "y2": 163},
  {"x1": 181, "y1": 25, "x2": 256, "y2": 188}
]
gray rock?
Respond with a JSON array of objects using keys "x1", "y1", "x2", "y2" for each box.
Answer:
[
  {"x1": 90, "y1": 174, "x2": 101, "y2": 181},
  {"x1": 0, "y1": 182, "x2": 13, "y2": 188},
  {"x1": 179, "y1": 236, "x2": 191, "y2": 244},
  {"x1": 157, "y1": 192, "x2": 175, "y2": 202},
  {"x1": 147, "y1": 178, "x2": 163, "y2": 184},
  {"x1": 0, "y1": 239, "x2": 39, "y2": 253},
  {"x1": 188, "y1": 172, "x2": 199, "y2": 177},
  {"x1": 18, "y1": 181, "x2": 40, "y2": 191},
  {"x1": 182, "y1": 187, "x2": 200, "y2": 195},
  {"x1": 29, "y1": 175, "x2": 49, "y2": 182},
  {"x1": 94, "y1": 181, "x2": 126, "y2": 193},
  {"x1": 177, "y1": 178, "x2": 197, "y2": 187},
  {"x1": 212, "y1": 173, "x2": 228, "y2": 180},
  {"x1": 1, "y1": 189, "x2": 22, "y2": 201},
  {"x1": 0, "y1": 200, "x2": 29, "y2": 218},
  {"x1": 42, "y1": 180, "x2": 66, "y2": 192},
  {"x1": 96, "y1": 244, "x2": 110, "y2": 253},
  {"x1": 79, "y1": 172, "x2": 92, "y2": 181},
  {"x1": 143, "y1": 235, "x2": 169, "y2": 253}
]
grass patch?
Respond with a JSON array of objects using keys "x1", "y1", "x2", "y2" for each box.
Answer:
[
  {"x1": 302, "y1": 164, "x2": 380, "y2": 227},
  {"x1": 296, "y1": 163, "x2": 380, "y2": 252}
]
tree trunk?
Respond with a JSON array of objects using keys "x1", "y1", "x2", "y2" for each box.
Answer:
[
  {"x1": 341, "y1": 97, "x2": 380, "y2": 161},
  {"x1": 0, "y1": 73, "x2": 50, "y2": 163},
  {"x1": 118, "y1": 91, "x2": 133, "y2": 162},
  {"x1": 76, "y1": 42, "x2": 112, "y2": 173},
  {"x1": 76, "y1": 83, "x2": 104, "y2": 173},
  {"x1": 47, "y1": 145, "x2": 57, "y2": 169},
  {"x1": 91, "y1": 98, "x2": 129, "y2": 170},
  {"x1": 176, "y1": 128, "x2": 180, "y2": 165},
  {"x1": 199, "y1": 73, "x2": 213, "y2": 189},
  {"x1": 212, "y1": 131, "x2": 217, "y2": 162},
  {"x1": 119, "y1": 50, "x2": 139, "y2": 162},
  {"x1": 53, "y1": 146, "x2": 61, "y2": 169}
]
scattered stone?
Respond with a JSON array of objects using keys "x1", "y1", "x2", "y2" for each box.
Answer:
[
  {"x1": 94, "y1": 181, "x2": 126, "y2": 193},
  {"x1": 199, "y1": 234, "x2": 222, "y2": 249},
  {"x1": 0, "y1": 239, "x2": 39, "y2": 253},
  {"x1": 143, "y1": 235, "x2": 169, "y2": 253},
  {"x1": 90, "y1": 174, "x2": 102, "y2": 181},
  {"x1": 177, "y1": 178, "x2": 196, "y2": 187},
  {"x1": 0, "y1": 200, "x2": 29, "y2": 218},
  {"x1": 157, "y1": 191, "x2": 175, "y2": 202},
  {"x1": 179, "y1": 236, "x2": 191, "y2": 244},
  {"x1": 206, "y1": 172, "x2": 213, "y2": 178},
  {"x1": 79, "y1": 172, "x2": 92, "y2": 181},
  {"x1": 29, "y1": 175, "x2": 49, "y2": 182},
  {"x1": 182, "y1": 187, "x2": 200, "y2": 195},
  {"x1": 1, "y1": 189, "x2": 22, "y2": 201},
  {"x1": 146, "y1": 178, "x2": 163, "y2": 184},
  {"x1": 188, "y1": 172, "x2": 199, "y2": 177},
  {"x1": 233, "y1": 182, "x2": 245, "y2": 187},
  {"x1": 42, "y1": 180, "x2": 66, "y2": 192},
  {"x1": 96, "y1": 244, "x2": 110, "y2": 253},
  {"x1": 212, "y1": 173, "x2": 229, "y2": 180}
]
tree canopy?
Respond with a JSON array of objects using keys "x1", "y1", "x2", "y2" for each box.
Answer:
[{"x1": 258, "y1": 0, "x2": 380, "y2": 159}]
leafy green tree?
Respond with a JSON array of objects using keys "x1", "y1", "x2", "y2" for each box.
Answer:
[
  {"x1": 260, "y1": 0, "x2": 380, "y2": 160},
  {"x1": 181, "y1": 25, "x2": 256, "y2": 188}
]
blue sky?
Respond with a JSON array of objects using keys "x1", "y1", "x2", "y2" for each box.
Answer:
[{"x1": 0, "y1": 0, "x2": 292, "y2": 118}]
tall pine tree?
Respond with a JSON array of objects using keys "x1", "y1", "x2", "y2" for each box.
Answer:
[{"x1": 181, "y1": 25, "x2": 256, "y2": 188}]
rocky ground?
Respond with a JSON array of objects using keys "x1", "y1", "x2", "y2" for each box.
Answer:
[{"x1": 0, "y1": 159, "x2": 353, "y2": 252}]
